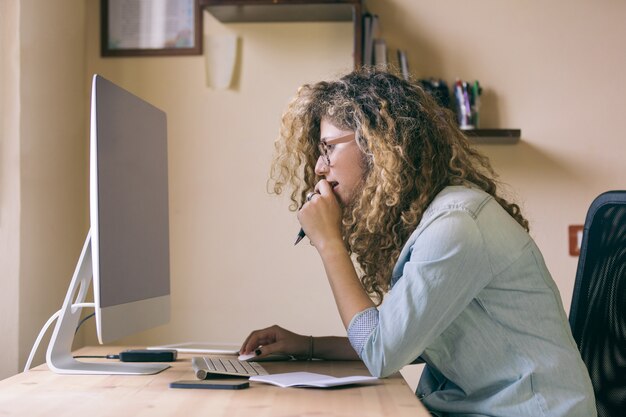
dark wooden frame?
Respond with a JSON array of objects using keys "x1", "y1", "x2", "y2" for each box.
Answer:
[{"x1": 101, "y1": 0, "x2": 202, "y2": 57}]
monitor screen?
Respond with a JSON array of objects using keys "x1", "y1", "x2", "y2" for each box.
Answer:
[{"x1": 91, "y1": 74, "x2": 170, "y2": 344}]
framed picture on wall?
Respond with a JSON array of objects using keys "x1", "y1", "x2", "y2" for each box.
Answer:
[{"x1": 101, "y1": 0, "x2": 202, "y2": 57}]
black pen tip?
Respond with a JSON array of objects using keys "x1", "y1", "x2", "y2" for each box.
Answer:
[{"x1": 294, "y1": 228, "x2": 306, "y2": 245}]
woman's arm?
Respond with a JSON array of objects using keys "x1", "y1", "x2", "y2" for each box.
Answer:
[
  {"x1": 239, "y1": 325, "x2": 359, "y2": 360},
  {"x1": 313, "y1": 336, "x2": 360, "y2": 360},
  {"x1": 240, "y1": 181, "x2": 375, "y2": 361},
  {"x1": 299, "y1": 180, "x2": 375, "y2": 328},
  {"x1": 316, "y1": 240, "x2": 375, "y2": 328}
]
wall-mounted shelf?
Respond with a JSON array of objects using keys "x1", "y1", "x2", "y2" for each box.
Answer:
[
  {"x1": 199, "y1": 3, "x2": 517, "y2": 135},
  {"x1": 463, "y1": 128, "x2": 521, "y2": 144},
  {"x1": 199, "y1": 0, "x2": 363, "y2": 68}
]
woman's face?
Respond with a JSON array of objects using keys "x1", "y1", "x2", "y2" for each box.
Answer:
[{"x1": 314, "y1": 118, "x2": 365, "y2": 206}]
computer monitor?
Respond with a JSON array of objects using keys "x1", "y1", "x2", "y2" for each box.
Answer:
[{"x1": 45, "y1": 74, "x2": 171, "y2": 375}]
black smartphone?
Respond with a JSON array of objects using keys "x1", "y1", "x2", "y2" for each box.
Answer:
[{"x1": 169, "y1": 380, "x2": 250, "y2": 390}]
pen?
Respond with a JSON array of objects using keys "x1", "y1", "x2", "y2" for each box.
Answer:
[
  {"x1": 294, "y1": 228, "x2": 306, "y2": 245},
  {"x1": 471, "y1": 80, "x2": 481, "y2": 128},
  {"x1": 294, "y1": 191, "x2": 317, "y2": 246}
]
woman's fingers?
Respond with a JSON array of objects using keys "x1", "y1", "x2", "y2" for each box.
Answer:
[
  {"x1": 240, "y1": 326, "x2": 279, "y2": 354},
  {"x1": 315, "y1": 179, "x2": 333, "y2": 197},
  {"x1": 239, "y1": 325, "x2": 308, "y2": 358},
  {"x1": 298, "y1": 181, "x2": 343, "y2": 247}
]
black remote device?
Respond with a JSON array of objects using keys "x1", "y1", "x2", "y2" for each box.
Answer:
[{"x1": 119, "y1": 349, "x2": 177, "y2": 362}]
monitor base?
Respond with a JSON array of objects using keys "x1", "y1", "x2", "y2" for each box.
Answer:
[
  {"x1": 45, "y1": 231, "x2": 170, "y2": 375},
  {"x1": 49, "y1": 356, "x2": 169, "y2": 375}
]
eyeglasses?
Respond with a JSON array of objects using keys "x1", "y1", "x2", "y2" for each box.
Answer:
[{"x1": 317, "y1": 132, "x2": 356, "y2": 167}]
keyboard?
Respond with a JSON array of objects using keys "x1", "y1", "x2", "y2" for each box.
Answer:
[{"x1": 192, "y1": 356, "x2": 268, "y2": 379}]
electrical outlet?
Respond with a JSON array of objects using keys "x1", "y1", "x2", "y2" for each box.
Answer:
[{"x1": 568, "y1": 225, "x2": 584, "y2": 256}]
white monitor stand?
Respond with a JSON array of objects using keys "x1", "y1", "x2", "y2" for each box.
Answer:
[{"x1": 45, "y1": 231, "x2": 169, "y2": 375}]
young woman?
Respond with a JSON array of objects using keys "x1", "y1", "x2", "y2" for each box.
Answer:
[{"x1": 240, "y1": 69, "x2": 596, "y2": 417}]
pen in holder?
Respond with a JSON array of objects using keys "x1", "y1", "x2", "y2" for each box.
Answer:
[
  {"x1": 470, "y1": 81, "x2": 481, "y2": 128},
  {"x1": 454, "y1": 79, "x2": 481, "y2": 130}
]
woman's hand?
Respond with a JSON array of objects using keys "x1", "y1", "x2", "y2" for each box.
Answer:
[
  {"x1": 297, "y1": 180, "x2": 344, "y2": 250},
  {"x1": 239, "y1": 325, "x2": 310, "y2": 359}
]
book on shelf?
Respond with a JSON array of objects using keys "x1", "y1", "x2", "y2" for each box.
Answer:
[
  {"x1": 397, "y1": 49, "x2": 409, "y2": 80},
  {"x1": 362, "y1": 13, "x2": 380, "y2": 66},
  {"x1": 362, "y1": 13, "x2": 372, "y2": 66},
  {"x1": 374, "y1": 39, "x2": 387, "y2": 67}
]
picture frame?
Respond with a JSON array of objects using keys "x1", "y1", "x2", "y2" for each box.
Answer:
[{"x1": 101, "y1": 0, "x2": 202, "y2": 57}]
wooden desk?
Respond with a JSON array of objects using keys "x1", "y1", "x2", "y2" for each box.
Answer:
[{"x1": 0, "y1": 346, "x2": 429, "y2": 417}]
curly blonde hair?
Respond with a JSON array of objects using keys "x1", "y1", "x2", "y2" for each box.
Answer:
[{"x1": 270, "y1": 68, "x2": 528, "y2": 304}]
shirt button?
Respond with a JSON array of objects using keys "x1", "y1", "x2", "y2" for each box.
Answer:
[{"x1": 417, "y1": 392, "x2": 426, "y2": 400}]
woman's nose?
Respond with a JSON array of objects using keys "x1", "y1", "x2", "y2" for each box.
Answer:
[{"x1": 314, "y1": 155, "x2": 328, "y2": 176}]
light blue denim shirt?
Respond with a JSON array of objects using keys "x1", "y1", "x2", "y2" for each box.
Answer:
[{"x1": 347, "y1": 185, "x2": 596, "y2": 417}]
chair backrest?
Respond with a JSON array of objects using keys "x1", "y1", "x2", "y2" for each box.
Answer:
[{"x1": 569, "y1": 190, "x2": 626, "y2": 417}]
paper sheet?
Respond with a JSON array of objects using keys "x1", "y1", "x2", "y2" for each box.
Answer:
[{"x1": 250, "y1": 372, "x2": 379, "y2": 388}]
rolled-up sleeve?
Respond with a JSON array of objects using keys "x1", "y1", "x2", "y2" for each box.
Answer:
[
  {"x1": 356, "y1": 210, "x2": 493, "y2": 378},
  {"x1": 347, "y1": 307, "x2": 379, "y2": 355}
]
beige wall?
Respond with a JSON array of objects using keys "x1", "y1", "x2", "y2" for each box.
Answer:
[
  {"x1": 82, "y1": 1, "x2": 354, "y2": 350},
  {"x1": 365, "y1": 0, "x2": 626, "y2": 309},
  {"x1": 365, "y1": 0, "x2": 626, "y2": 388},
  {"x1": 0, "y1": 0, "x2": 87, "y2": 379},
  {"x1": 2, "y1": 0, "x2": 625, "y2": 389},
  {"x1": 0, "y1": 0, "x2": 21, "y2": 379},
  {"x1": 19, "y1": 0, "x2": 88, "y2": 371}
]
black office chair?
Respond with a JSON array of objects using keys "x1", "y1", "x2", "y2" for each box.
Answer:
[{"x1": 569, "y1": 191, "x2": 626, "y2": 417}]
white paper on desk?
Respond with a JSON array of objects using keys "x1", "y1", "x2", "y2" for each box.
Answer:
[
  {"x1": 147, "y1": 342, "x2": 239, "y2": 354},
  {"x1": 249, "y1": 372, "x2": 379, "y2": 388}
]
